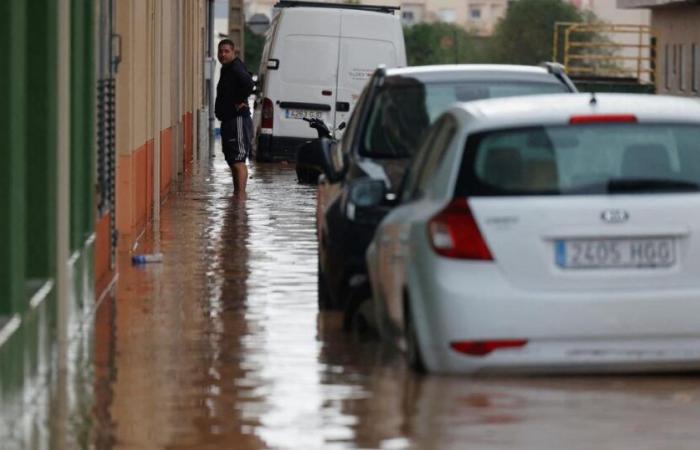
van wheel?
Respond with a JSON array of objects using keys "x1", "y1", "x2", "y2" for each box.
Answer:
[
  {"x1": 404, "y1": 298, "x2": 426, "y2": 373},
  {"x1": 318, "y1": 261, "x2": 332, "y2": 310}
]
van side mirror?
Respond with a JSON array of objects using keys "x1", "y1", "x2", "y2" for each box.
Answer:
[{"x1": 296, "y1": 138, "x2": 345, "y2": 184}]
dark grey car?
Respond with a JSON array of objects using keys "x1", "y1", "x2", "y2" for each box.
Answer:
[{"x1": 305, "y1": 63, "x2": 578, "y2": 327}]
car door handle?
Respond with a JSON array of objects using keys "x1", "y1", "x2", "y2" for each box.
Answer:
[{"x1": 336, "y1": 101, "x2": 350, "y2": 112}]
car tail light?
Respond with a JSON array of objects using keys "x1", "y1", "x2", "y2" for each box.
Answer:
[
  {"x1": 261, "y1": 97, "x2": 274, "y2": 130},
  {"x1": 428, "y1": 198, "x2": 493, "y2": 260},
  {"x1": 450, "y1": 340, "x2": 528, "y2": 357},
  {"x1": 569, "y1": 114, "x2": 637, "y2": 124}
]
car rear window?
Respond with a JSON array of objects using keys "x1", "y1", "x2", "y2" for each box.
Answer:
[
  {"x1": 455, "y1": 123, "x2": 700, "y2": 197},
  {"x1": 361, "y1": 78, "x2": 569, "y2": 159}
]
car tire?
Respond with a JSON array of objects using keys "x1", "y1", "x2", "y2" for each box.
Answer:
[
  {"x1": 343, "y1": 289, "x2": 369, "y2": 333},
  {"x1": 296, "y1": 167, "x2": 308, "y2": 184},
  {"x1": 318, "y1": 260, "x2": 332, "y2": 310},
  {"x1": 296, "y1": 167, "x2": 319, "y2": 185},
  {"x1": 404, "y1": 298, "x2": 426, "y2": 373}
]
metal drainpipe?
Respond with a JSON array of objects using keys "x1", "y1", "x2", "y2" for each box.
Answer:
[
  {"x1": 56, "y1": 0, "x2": 71, "y2": 375},
  {"x1": 153, "y1": 0, "x2": 162, "y2": 224},
  {"x1": 208, "y1": 0, "x2": 215, "y2": 148}
]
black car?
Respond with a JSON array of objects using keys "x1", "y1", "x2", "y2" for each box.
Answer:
[{"x1": 304, "y1": 63, "x2": 578, "y2": 326}]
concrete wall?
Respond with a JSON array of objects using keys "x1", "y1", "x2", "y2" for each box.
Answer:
[{"x1": 115, "y1": 0, "x2": 206, "y2": 246}]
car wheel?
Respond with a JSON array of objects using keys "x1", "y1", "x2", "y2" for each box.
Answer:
[
  {"x1": 343, "y1": 285, "x2": 370, "y2": 333},
  {"x1": 317, "y1": 260, "x2": 332, "y2": 310},
  {"x1": 296, "y1": 167, "x2": 308, "y2": 184},
  {"x1": 404, "y1": 298, "x2": 426, "y2": 373},
  {"x1": 296, "y1": 167, "x2": 319, "y2": 185}
]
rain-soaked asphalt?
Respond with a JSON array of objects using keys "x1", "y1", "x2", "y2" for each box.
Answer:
[{"x1": 93, "y1": 152, "x2": 700, "y2": 450}]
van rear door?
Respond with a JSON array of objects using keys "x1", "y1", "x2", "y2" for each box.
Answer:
[
  {"x1": 272, "y1": 9, "x2": 340, "y2": 142},
  {"x1": 335, "y1": 11, "x2": 405, "y2": 136}
]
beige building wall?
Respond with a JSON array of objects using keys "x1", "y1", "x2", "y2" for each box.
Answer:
[{"x1": 115, "y1": 0, "x2": 206, "y2": 245}]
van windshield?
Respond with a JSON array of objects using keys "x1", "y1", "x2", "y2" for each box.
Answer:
[
  {"x1": 361, "y1": 77, "x2": 569, "y2": 159},
  {"x1": 455, "y1": 124, "x2": 700, "y2": 196}
]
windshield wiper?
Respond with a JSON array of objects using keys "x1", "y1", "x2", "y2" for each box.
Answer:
[{"x1": 606, "y1": 178, "x2": 700, "y2": 193}]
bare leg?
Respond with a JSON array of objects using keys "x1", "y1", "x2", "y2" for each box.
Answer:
[{"x1": 232, "y1": 162, "x2": 248, "y2": 194}]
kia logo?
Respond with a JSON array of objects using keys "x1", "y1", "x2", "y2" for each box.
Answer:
[{"x1": 601, "y1": 209, "x2": 629, "y2": 224}]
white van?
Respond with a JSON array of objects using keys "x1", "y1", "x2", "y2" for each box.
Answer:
[{"x1": 252, "y1": 1, "x2": 407, "y2": 162}]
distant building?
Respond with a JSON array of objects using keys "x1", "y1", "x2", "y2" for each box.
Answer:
[
  {"x1": 618, "y1": 0, "x2": 700, "y2": 97},
  {"x1": 242, "y1": 0, "x2": 509, "y2": 37},
  {"x1": 569, "y1": 0, "x2": 650, "y2": 25},
  {"x1": 384, "y1": 0, "x2": 510, "y2": 36}
]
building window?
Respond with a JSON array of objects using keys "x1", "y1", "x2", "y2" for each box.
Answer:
[
  {"x1": 402, "y1": 11, "x2": 415, "y2": 24},
  {"x1": 469, "y1": 7, "x2": 482, "y2": 20},
  {"x1": 679, "y1": 44, "x2": 685, "y2": 91},
  {"x1": 438, "y1": 9, "x2": 456, "y2": 23},
  {"x1": 692, "y1": 43, "x2": 698, "y2": 94}
]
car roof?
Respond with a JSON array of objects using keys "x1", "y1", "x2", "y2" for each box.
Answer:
[
  {"x1": 384, "y1": 64, "x2": 560, "y2": 83},
  {"x1": 448, "y1": 93, "x2": 700, "y2": 131}
]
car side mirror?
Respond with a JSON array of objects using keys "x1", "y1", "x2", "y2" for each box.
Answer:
[
  {"x1": 343, "y1": 178, "x2": 389, "y2": 223},
  {"x1": 296, "y1": 138, "x2": 345, "y2": 183},
  {"x1": 348, "y1": 178, "x2": 386, "y2": 207}
]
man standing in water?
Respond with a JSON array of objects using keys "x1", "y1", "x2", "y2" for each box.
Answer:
[{"x1": 215, "y1": 39, "x2": 255, "y2": 194}]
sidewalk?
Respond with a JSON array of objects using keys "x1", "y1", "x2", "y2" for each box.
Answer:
[{"x1": 95, "y1": 156, "x2": 327, "y2": 449}]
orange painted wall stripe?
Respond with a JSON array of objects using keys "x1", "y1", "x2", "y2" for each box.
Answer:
[
  {"x1": 94, "y1": 212, "x2": 113, "y2": 298},
  {"x1": 160, "y1": 127, "x2": 173, "y2": 196},
  {"x1": 182, "y1": 112, "x2": 193, "y2": 170}
]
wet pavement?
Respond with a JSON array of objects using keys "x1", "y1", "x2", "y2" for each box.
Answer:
[{"x1": 92, "y1": 153, "x2": 700, "y2": 450}]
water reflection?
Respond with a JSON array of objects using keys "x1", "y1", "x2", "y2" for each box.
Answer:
[{"x1": 90, "y1": 155, "x2": 700, "y2": 450}]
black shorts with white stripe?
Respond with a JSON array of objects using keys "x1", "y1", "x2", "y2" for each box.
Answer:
[{"x1": 221, "y1": 109, "x2": 253, "y2": 165}]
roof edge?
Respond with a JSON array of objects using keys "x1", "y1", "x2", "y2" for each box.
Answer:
[{"x1": 617, "y1": 0, "x2": 695, "y2": 9}]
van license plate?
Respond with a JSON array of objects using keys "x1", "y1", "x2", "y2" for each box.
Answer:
[
  {"x1": 285, "y1": 109, "x2": 323, "y2": 120},
  {"x1": 555, "y1": 238, "x2": 676, "y2": 269}
]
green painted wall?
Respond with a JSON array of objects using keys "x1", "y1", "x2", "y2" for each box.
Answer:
[
  {"x1": 71, "y1": 0, "x2": 96, "y2": 252},
  {"x1": 1, "y1": 0, "x2": 99, "y2": 446},
  {"x1": 25, "y1": 0, "x2": 59, "y2": 281},
  {"x1": 0, "y1": 0, "x2": 28, "y2": 314}
]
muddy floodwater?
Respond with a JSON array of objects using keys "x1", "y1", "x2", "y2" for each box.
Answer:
[{"x1": 87, "y1": 154, "x2": 700, "y2": 450}]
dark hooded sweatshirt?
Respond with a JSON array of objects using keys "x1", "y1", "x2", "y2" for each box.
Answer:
[{"x1": 215, "y1": 57, "x2": 254, "y2": 122}]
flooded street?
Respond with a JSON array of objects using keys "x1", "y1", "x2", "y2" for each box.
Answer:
[{"x1": 92, "y1": 154, "x2": 700, "y2": 450}]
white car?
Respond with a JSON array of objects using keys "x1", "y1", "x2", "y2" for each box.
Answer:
[{"x1": 366, "y1": 93, "x2": 700, "y2": 374}]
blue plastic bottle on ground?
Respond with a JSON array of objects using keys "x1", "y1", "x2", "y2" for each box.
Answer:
[{"x1": 131, "y1": 253, "x2": 163, "y2": 264}]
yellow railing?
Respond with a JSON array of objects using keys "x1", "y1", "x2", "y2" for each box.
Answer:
[{"x1": 553, "y1": 22, "x2": 655, "y2": 82}]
